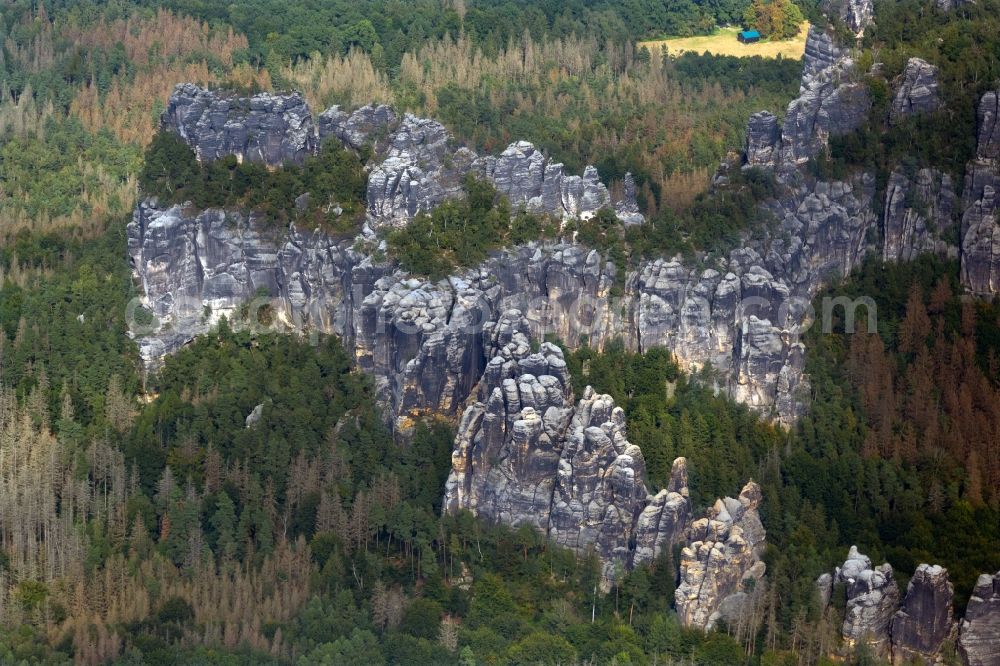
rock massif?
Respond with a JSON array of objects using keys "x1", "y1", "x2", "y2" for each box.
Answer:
[
  {"x1": 820, "y1": 552, "x2": 969, "y2": 664},
  {"x1": 837, "y1": 547, "x2": 902, "y2": 654},
  {"x1": 163, "y1": 83, "x2": 316, "y2": 167},
  {"x1": 132, "y1": 24, "x2": 889, "y2": 437},
  {"x1": 442, "y1": 317, "x2": 692, "y2": 585},
  {"x1": 961, "y1": 91, "x2": 1000, "y2": 295},
  {"x1": 676, "y1": 482, "x2": 766, "y2": 630},
  {"x1": 890, "y1": 564, "x2": 955, "y2": 664},
  {"x1": 891, "y1": 58, "x2": 943, "y2": 123},
  {"x1": 959, "y1": 571, "x2": 1000, "y2": 666}
]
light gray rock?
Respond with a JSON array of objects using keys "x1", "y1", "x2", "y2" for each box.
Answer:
[
  {"x1": 883, "y1": 167, "x2": 958, "y2": 262},
  {"x1": 891, "y1": 58, "x2": 943, "y2": 123},
  {"x1": 245, "y1": 403, "x2": 264, "y2": 428},
  {"x1": 837, "y1": 546, "x2": 901, "y2": 654},
  {"x1": 162, "y1": 83, "x2": 316, "y2": 166},
  {"x1": 676, "y1": 481, "x2": 767, "y2": 630},
  {"x1": 750, "y1": 28, "x2": 869, "y2": 168},
  {"x1": 443, "y1": 328, "x2": 692, "y2": 586},
  {"x1": 318, "y1": 103, "x2": 398, "y2": 151},
  {"x1": 890, "y1": 564, "x2": 955, "y2": 665},
  {"x1": 958, "y1": 571, "x2": 1000, "y2": 666},
  {"x1": 823, "y1": 0, "x2": 874, "y2": 36},
  {"x1": 818, "y1": 573, "x2": 834, "y2": 609},
  {"x1": 364, "y1": 113, "x2": 470, "y2": 228},
  {"x1": 746, "y1": 112, "x2": 780, "y2": 167},
  {"x1": 473, "y1": 143, "x2": 618, "y2": 220},
  {"x1": 977, "y1": 92, "x2": 1000, "y2": 161},
  {"x1": 961, "y1": 92, "x2": 1000, "y2": 295},
  {"x1": 615, "y1": 173, "x2": 645, "y2": 226}
]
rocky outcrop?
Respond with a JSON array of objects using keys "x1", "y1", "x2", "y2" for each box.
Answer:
[
  {"x1": 442, "y1": 323, "x2": 691, "y2": 585},
  {"x1": 780, "y1": 29, "x2": 870, "y2": 166},
  {"x1": 631, "y1": 458, "x2": 692, "y2": 566},
  {"x1": 935, "y1": 0, "x2": 972, "y2": 10},
  {"x1": 891, "y1": 58, "x2": 943, "y2": 123},
  {"x1": 961, "y1": 92, "x2": 1000, "y2": 295},
  {"x1": 126, "y1": 201, "x2": 372, "y2": 363},
  {"x1": 741, "y1": 28, "x2": 869, "y2": 169},
  {"x1": 317, "y1": 103, "x2": 398, "y2": 151},
  {"x1": 129, "y1": 198, "x2": 828, "y2": 427},
  {"x1": 883, "y1": 167, "x2": 958, "y2": 262},
  {"x1": 615, "y1": 173, "x2": 645, "y2": 226},
  {"x1": 160, "y1": 85, "x2": 642, "y2": 230},
  {"x1": 890, "y1": 564, "x2": 955, "y2": 665},
  {"x1": 676, "y1": 482, "x2": 766, "y2": 630},
  {"x1": 959, "y1": 571, "x2": 1000, "y2": 666},
  {"x1": 837, "y1": 547, "x2": 901, "y2": 654},
  {"x1": 746, "y1": 112, "x2": 781, "y2": 168},
  {"x1": 824, "y1": 0, "x2": 874, "y2": 36},
  {"x1": 358, "y1": 110, "x2": 637, "y2": 228},
  {"x1": 364, "y1": 114, "x2": 475, "y2": 227},
  {"x1": 163, "y1": 83, "x2": 316, "y2": 166}
]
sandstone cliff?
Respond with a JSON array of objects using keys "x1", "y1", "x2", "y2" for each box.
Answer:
[
  {"x1": 890, "y1": 564, "x2": 955, "y2": 665},
  {"x1": 675, "y1": 482, "x2": 766, "y2": 630},
  {"x1": 960, "y1": 91, "x2": 1000, "y2": 295},
  {"x1": 135, "y1": 29, "x2": 893, "y2": 432},
  {"x1": 837, "y1": 546, "x2": 901, "y2": 654},
  {"x1": 959, "y1": 571, "x2": 1000, "y2": 666},
  {"x1": 442, "y1": 316, "x2": 692, "y2": 586}
]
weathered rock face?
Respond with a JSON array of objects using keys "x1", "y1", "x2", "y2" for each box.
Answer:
[
  {"x1": 837, "y1": 546, "x2": 902, "y2": 654},
  {"x1": 126, "y1": 200, "x2": 371, "y2": 362},
  {"x1": 442, "y1": 323, "x2": 691, "y2": 585},
  {"x1": 357, "y1": 109, "x2": 639, "y2": 229},
  {"x1": 959, "y1": 571, "x2": 1000, "y2": 666},
  {"x1": 615, "y1": 173, "x2": 645, "y2": 226},
  {"x1": 131, "y1": 191, "x2": 838, "y2": 427},
  {"x1": 676, "y1": 482, "x2": 766, "y2": 630},
  {"x1": 163, "y1": 83, "x2": 316, "y2": 166},
  {"x1": 890, "y1": 564, "x2": 955, "y2": 665},
  {"x1": 746, "y1": 112, "x2": 781, "y2": 167},
  {"x1": 160, "y1": 85, "x2": 642, "y2": 230},
  {"x1": 317, "y1": 103, "x2": 398, "y2": 152},
  {"x1": 883, "y1": 168, "x2": 958, "y2": 262},
  {"x1": 935, "y1": 0, "x2": 972, "y2": 10},
  {"x1": 780, "y1": 28, "x2": 870, "y2": 166},
  {"x1": 743, "y1": 28, "x2": 870, "y2": 171},
  {"x1": 824, "y1": 0, "x2": 874, "y2": 36},
  {"x1": 365, "y1": 114, "x2": 474, "y2": 227},
  {"x1": 960, "y1": 91, "x2": 1000, "y2": 295},
  {"x1": 891, "y1": 58, "x2": 943, "y2": 123}
]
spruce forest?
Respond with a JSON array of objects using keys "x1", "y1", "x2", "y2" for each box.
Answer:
[{"x1": 0, "y1": 0, "x2": 999, "y2": 665}]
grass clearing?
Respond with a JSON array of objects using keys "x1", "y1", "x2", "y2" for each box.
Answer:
[{"x1": 639, "y1": 23, "x2": 809, "y2": 59}]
